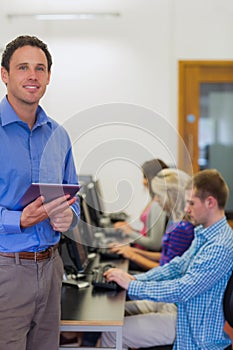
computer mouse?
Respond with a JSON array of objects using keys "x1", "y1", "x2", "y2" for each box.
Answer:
[{"x1": 103, "y1": 263, "x2": 116, "y2": 270}]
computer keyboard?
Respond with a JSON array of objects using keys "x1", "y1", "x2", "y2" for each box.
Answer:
[
  {"x1": 92, "y1": 264, "x2": 119, "y2": 290},
  {"x1": 109, "y1": 211, "x2": 128, "y2": 223},
  {"x1": 98, "y1": 247, "x2": 123, "y2": 260},
  {"x1": 101, "y1": 228, "x2": 125, "y2": 239}
]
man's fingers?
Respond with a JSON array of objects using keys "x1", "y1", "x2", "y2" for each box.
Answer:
[{"x1": 43, "y1": 195, "x2": 76, "y2": 215}]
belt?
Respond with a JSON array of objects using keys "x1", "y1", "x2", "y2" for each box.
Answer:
[{"x1": 0, "y1": 243, "x2": 59, "y2": 262}]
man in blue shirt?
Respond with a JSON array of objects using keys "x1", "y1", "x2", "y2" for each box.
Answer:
[
  {"x1": 0, "y1": 35, "x2": 80, "y2": 350},
  {"x1": 104, "y1": 169, "x2": 233, "y2": 349}
]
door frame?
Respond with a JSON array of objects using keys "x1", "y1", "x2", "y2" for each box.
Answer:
[{"x1": 178, "y1": 60, "x2": 233, "y2": 173}]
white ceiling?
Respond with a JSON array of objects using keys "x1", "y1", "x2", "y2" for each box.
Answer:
[{"x1": 2, "y1": 0, "x2": 152, "y2": 16}]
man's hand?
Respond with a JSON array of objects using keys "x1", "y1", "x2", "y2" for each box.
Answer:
[
  {"x1": 49, "y1": 200, "x2": 75, "y2": 232},
  {"x1": 20, "y1": 194, "x2": 76, "y2": 231},
  {"x1": 103, "y1": 268, "x2": 136, "y2": 290}
]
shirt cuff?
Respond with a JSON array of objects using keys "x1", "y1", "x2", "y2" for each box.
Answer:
[
  {"x1": 128, "y1": 280, "x2": 145, "y2": 299},
  {"x1": 3, "y1": 210, "x2": 22, "y2": 234}
]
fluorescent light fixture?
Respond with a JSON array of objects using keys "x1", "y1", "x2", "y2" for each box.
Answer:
[{"x1": 7, "y1": 12, "x2": 120, "y2": 21}]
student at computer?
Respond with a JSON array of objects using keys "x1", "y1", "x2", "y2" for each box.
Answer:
[
  {"x1": 109, "y1": 168, "x2": 194, "y2": 271},
  {"x1": 100, "y1": 168, "x2": 194, "y2": 348},
  {"x1": 114, "y1": 158, "x2": 169, "y2": 251},
  {"x1": 102, "y1": 169, "x2": 233, "y2": 350}
]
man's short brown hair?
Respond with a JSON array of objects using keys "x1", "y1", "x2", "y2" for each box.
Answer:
[
  {"x1": 1, "y1": 35, "x2": 52, "y2": 72},
  {"x1": 187, "y1": 169, "x2": 229, "y2": 210}
]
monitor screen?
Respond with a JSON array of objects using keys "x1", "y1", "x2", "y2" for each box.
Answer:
[
  {"x1": 79, "y1": 182, "x2": 103, "y2": 227},
  {"x1": 78, "y1": 193, "x2": 96, "y2": 248},
  {"x1": 78, "y1": 174, "x2": 93, "y2": 185},
  {"x1": 61, "y1": 225, "x2": 89, "y2": 274},
  {"x1": 93, "y1": 179, "x2": 105, "y2": 214}
]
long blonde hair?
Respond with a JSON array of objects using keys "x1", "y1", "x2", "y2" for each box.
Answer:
[{"x1": 152, "y1": 168, "x2": 191, "y2": 222}]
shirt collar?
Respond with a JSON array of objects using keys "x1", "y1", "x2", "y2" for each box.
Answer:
[
  {"x1": 194, "y1": 216, "x2": 227, "y2": 240},
  {"x1": 0, "y1": 95, "x2": 52, "y2": 128}
]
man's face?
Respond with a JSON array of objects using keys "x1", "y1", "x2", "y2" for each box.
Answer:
[
  {"x1": 1, "y1": 45, "x2": 51, "y2": 107},
  {"x1": 185, "y1": 188, "x2": 209, "y2": 227}
]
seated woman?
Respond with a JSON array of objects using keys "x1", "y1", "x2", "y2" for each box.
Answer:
[
  {"x1": 110, "y1": 168, "x2": 194, "y2": 271},
  {"x1": 114, "y1": 158, "x2": 169, "y2": 251},
  {"x1": 110, "y1": 214, "x2": 194, "y2": 271}
]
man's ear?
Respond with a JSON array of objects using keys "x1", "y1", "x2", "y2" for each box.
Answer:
[
  {"x1": 46, "y1": 70, "x2": 51, "y2": 85},
  {"x1": 206, "y1": 195, "x2": 217, "y2": 209},
  {"x1": 1, "y1": 67, "x2": 8, "y2": 85}
]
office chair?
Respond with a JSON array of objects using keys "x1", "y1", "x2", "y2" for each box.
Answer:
[
  {"x1": 224, "y1": 270, "x2": 233, "y2": 328},
  {"x1": 137, "y1": 271, "x2": 233, "y2": 350}
]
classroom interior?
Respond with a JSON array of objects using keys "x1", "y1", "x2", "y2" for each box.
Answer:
[
  {"x1": 1, "y1": 0, "x2": 233, "y2": 348},
  {"x1": 1, "y1": 0, "x2": 233, "y2": 219}
]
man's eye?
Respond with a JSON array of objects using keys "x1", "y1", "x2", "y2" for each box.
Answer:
[
  {"x1": 19, "y1": 66, "x2": 27, "y2": 70},
  {"x1": 36, "y1": 66, "x2": 45, "y2": 71}
]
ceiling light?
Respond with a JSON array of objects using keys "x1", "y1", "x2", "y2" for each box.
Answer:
[{"x1": 7, "y1": 12, "x2": 121, "y2": 21}]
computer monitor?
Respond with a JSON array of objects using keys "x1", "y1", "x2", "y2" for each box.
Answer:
[
  {"x1": 78, "y1": 192, "x2": 99, "y2": 249},
  {"x1": 78, "y1": 174, "x2": 93, "y2": 185},
  {"x1": 78, "y1": 175, "x2": 128, "y2": 224},
  {"x1": 93, "y1": 179, "x2": 106, "y2": 214},
  {"x1": 60, "y1": 225, "x2": 89, "y2": 275},
  {"x1": 69, "y1": 225, "x2": 89, "y2": 273},
  {"x1": 79, "y1": 182, "x2": 103, "y2": 227},
  {"x1": 86, "y1": 180, "x2": 127, "y2": 226}
]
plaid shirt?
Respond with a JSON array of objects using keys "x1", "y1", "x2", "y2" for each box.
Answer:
[{"x1": 128, "y1": 217, "x2": 233, "y2": 349}]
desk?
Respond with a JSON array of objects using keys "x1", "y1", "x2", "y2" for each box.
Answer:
[{"x1": 60, "y1": 256, "x2": 128, "y2": 350}]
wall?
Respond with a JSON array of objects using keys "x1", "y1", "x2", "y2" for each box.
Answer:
[{"x1": 0, "y1": 0, "x2": 233, "y2": 220}]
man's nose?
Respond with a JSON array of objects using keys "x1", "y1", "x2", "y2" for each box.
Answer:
[
  {"x1": 185, "y1": 203, "x2": 190, "y2": 213},
  {"x1": 27, "y1": 68, "x2": 37, "y2": 79}
]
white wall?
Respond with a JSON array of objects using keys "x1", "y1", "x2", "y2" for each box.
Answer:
[{"x1": 1, "y1": 0, "x2": 233, "y2": 221}]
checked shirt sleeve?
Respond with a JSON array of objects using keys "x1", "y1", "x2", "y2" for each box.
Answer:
[
  {"x1": 128, "y1": 234, "x2": 233, "y2": 303},
  {"x1": 134, "y1": 241, "x2": 194, "y2": 282}
]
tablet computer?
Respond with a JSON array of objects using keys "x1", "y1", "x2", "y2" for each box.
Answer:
[{"x1": 19, "y1": 183, "x2": 81, "y2": 208}]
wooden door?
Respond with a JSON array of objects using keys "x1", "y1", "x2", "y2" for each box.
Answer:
[{"x1": 178, "y1": 61, "x2": 233, "y2": 216}]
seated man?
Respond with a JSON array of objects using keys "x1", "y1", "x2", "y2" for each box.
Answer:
[{"x1": 102, "y1": 169, "x2": 233, "y2": 350}]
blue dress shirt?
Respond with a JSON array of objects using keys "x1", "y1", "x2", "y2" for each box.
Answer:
[
  {"x1": 0, "y1": 96, "x2": 80, "y2": 252},
  {"x1": 128, "y1": 217, "x2": 233, "y2": 349}
]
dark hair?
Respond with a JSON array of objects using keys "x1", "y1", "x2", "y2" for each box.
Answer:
[
  {"x1": 190, "y1": 169, "x2": 229, "y2": 209},
  {"x1": 142, "y1": 159, "x2": 168, "y2": 198},
  {"x1": 1, "y1": 35, "x2": 52, "y2": 72}
]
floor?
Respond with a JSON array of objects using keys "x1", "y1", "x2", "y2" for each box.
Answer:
[{"x1": 225, "y1": 322, "x2": 233, "y2": 348}]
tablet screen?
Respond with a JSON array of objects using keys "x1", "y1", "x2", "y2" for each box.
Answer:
[{"x1": 19, "y1": 183, "x2": 81, "y2": 208}]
